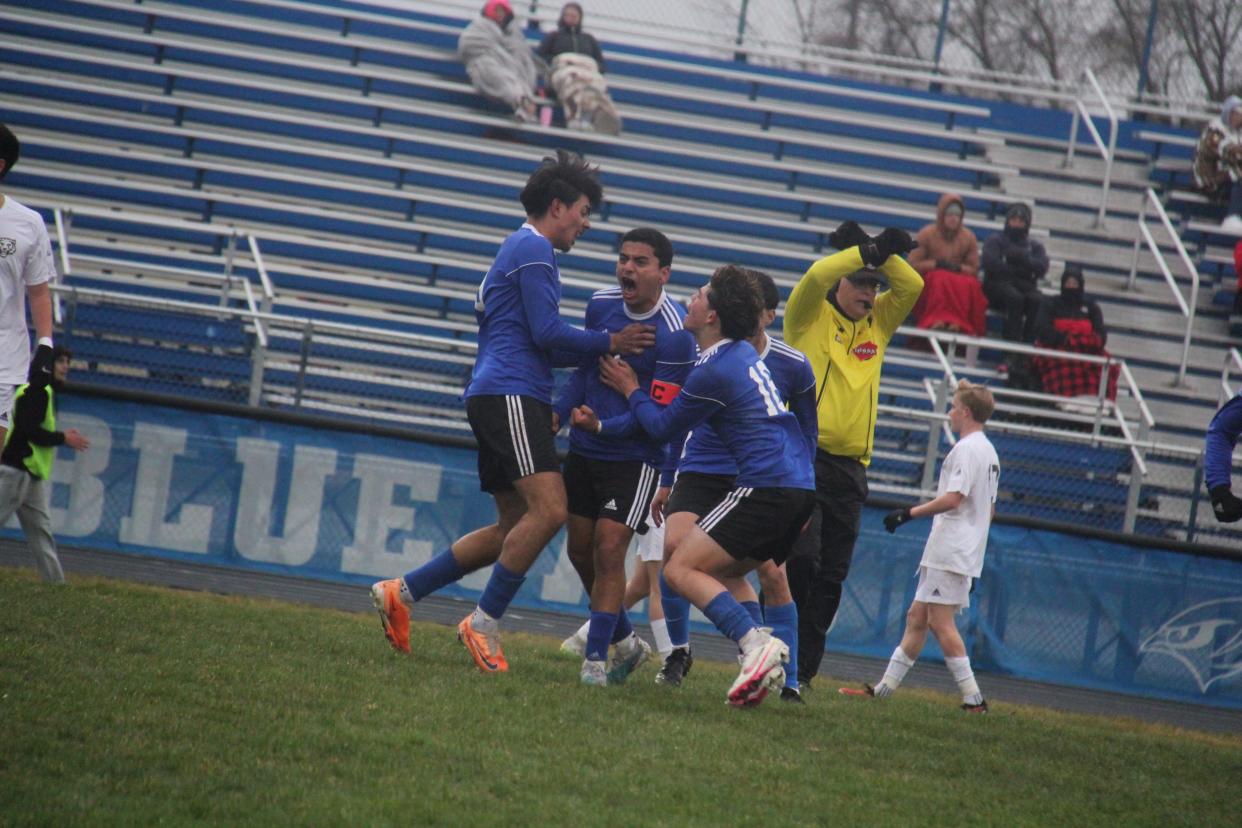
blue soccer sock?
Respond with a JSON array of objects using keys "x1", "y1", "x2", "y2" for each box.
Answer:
[
  {"x1": 741, "y1": 600, "x2": 763, "y2": 626},
  {"x1": 402, "y1": 548, "x2": 466, "y2": 603},
  {"x1": 764, "y1": 600, "x2": 800, "y2": 689},
  {"x1": 660, "y1": 571, "x2": 691, "y2": 649},
  {"x1": 586, "y1": 611, "x2": 618, "y2": 662},
  {"x1": 476, "y1": 561, "x2": 526, "y2": 621},
  {"x1": 702, "y1": 590, "x2": 757, "y2": 645},
  {"x1": 611, "y1": 607, "x2": 634, "y2": 644}
]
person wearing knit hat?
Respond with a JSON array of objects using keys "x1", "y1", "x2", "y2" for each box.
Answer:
[
  {"x1": 1193, "y1": 95, "x2": 1242, "y2": 233},
  {"x1": 457, "y1": 0, "x2": 541, "y2": 123},
  {"x1": 980, "y1": 202, "x2": 1049, "y2": 357}
]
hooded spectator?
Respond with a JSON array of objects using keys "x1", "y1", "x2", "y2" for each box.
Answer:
[
  {"x1": 536, "y1": 3, "x2": 606, "y2": 72},
  {"x1": 1034, "y1": 264, "x2": 1106, "y2": 347},
  {"x1": 457, "y1": 0, "x2": 540, "y2": 123},
  {"x1": 908, "y1": 193, "x2": 980, "y2": 278},
  {"x1": 981, "y1": 202, "x2": 1049, "y2": 348},
  {"x1": 1193, "y1": 95, "x2": 1242, "y2": 231},
  {"x1": 1030, "y1": 264, "x2": 1117, "y2": 403}
]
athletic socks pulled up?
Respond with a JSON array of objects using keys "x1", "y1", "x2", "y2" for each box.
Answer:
[
  {"x1": 874, "y1": 645, "x2": 916, "y2": 699},
  {"x1": 476, "y1": 561, "x2": 525, "y2": 621},
  {"x1": 702, "y1": 590, "x2": 757, "y2": 645},
  {"x1": 585, "y1": 611, "x2": 619, "y2": 663},
  {"x1": 650, "y1": 618, "x2": 672, "y2": 656},
  {"x1": 402, "y1": 548, "x2": 465, "y2": 604},
  {"x1": 660, "y1": 571, "x2": 691, "y2": 649},
  {"x1": 946, "y1": 655, "x2": 984, "y2": 706},
  {"x1": 763, "y1": 601, "x2": 799, "y2": 690}
]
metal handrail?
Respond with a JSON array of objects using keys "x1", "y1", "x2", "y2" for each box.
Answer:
[
  {"x1": 51, "y1": 207, "x2": 71, "y2": 325},
  {"x1": 1222, "y1": 347, "x2": 1242, "y2": 404},
  {"x1": 1065, "y1": 68, "x2": 1118, "y2": 227},
  {"x1": 246, "y1": 234, "x2": 275, "y2": 305},
  {"x1": 1128, "y1": 188, "x2": 1200, "y2": 385}
]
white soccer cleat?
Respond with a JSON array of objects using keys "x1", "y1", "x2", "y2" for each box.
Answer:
[
  {"x1": 580, "y1": 659, "x2": 608, "y2": 686},
  {"x1": 560, "y1": 626, "x2": 588, "y2": 658},
  {"x1": 727, "y1": 629, "x2": 789, "y2": 708}
]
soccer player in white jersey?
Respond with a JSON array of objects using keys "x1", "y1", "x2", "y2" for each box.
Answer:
[
  {"x1": 0, "y1": 125, "x2": 57, "y2": 444},
  {"x1": 840, "y1": 380, "x2": 1000, "y2": 712}
]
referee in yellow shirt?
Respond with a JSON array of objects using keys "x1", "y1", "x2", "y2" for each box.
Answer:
[{"x1": 783, "y1": 221, "x2": 923, "y2": 688}]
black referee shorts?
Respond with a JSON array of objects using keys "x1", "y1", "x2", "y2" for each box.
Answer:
[
  {"x1": 563, "y1": 452, "x2": 660, "y2": 532},
  {"x1": 465, "y1": 394, "x2": 560, "y2": 494}
]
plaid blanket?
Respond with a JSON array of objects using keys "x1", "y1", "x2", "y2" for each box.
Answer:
[{"x1": 1031, "y1": 319, "x2": 1118, "y2": 401}]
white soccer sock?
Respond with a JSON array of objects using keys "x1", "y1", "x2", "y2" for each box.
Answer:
[
  {"x1": 398, "y1": 579, "x2": 415, "y2": 606},
  {"x1": 874, "y1": 646, "x2": 916, "y2": 698},
  {"x1": 573, "y1": 619, "x2": 590, "y2": 643},
  {"x1": 650, "y1": 619, "x2": 672, "y2": 656},
  {"x1": 945, "y1": 656, "x2": 983, "y2": 705},
  {"x1": 470, "y1": 606, "x2": 499, "y2": 632}
]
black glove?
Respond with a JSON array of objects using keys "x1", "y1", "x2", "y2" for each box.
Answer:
[
  {"x1": 1210, "y1": 485, "x2": 1242, "y2": 523},
  {"x1": 872, "y1": 227, "x2": 917, "y2": 263},
  {"x1": 828, "y1": 220, "x2": 871, "y2": 252},
  {"x1": 883, "y1": 507, "x2": 913, "y2": 533},
  {"x1": 29, "y1": 343, "x2": 54, "y2": 385}
]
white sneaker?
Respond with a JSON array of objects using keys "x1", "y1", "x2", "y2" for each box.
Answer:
[
  {"x1": 727, "y1": 629, "x2": 789, "y2": 708},
  {"x1": 1221, "y1": 215, "x2": 1242, "y2": 233},
  {"x1": 581, "y1": 659, "x2": 608, "y2": 686},
  {"x1": 560, "y1": 626, "x2": 588, "y2": 658},
  {"x1": 606, "y1": 633, "x2": 653, "y2": 684}
]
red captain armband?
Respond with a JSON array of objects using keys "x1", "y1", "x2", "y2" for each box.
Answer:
[{"x1": 650, "y1": 379, "x2": 682, "y2": 405}]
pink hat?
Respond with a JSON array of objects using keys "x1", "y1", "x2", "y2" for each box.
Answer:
[{"x1": 484, "y1": 0, "x2": 512, "y2": 15}]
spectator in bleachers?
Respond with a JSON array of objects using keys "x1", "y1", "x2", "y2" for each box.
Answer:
[
  {"x1": 457, "y1": 0, "x2": 541, "y2": 123},
  {"x1": 537, "y1": 3, "x2": 621, "y2": 134},
  {"x1": 1233, "y1": 240, "x2": 1242, "y2": 316},
  {"x1": 1192, "y1": 95, "x2": 1242, "y2": 232},
  {"x1": 908, "y1": 193, "x2": 986, "y2": 338},
  {"x1": 981, "y1": 202, "x2": 1049, "y2": 362},
  {"x1": 1029, "y1": 264, "x2": 1118, "y2": 403}
]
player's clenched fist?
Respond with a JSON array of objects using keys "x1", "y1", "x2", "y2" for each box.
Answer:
[
  {"x1": 609, "y1": 322, "x2": 656, "y2": 355},
  {"x1": 570, "y1": 405, "x2": 600, "y2": 433}
]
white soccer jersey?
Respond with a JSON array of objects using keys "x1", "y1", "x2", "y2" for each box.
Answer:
[
  {"x1": 0, "y1": 196, "x2": 56, "y2": 384},
  {"x1": 921, "y1": 430, "x2": 1000, "y2": 578}
]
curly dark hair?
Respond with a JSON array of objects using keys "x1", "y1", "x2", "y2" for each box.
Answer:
[
  {"x1": 708, "y1": 265, "x2": 763, "y2": 340},
  {"x1": 519, "y1": 149, "x2": 602, "y2": 218},
  {"x1": 0, "y1": 124, "x2": 19, "y2": 180},
  {"x1": 620, "y1": 227, "x2": 673, "y2": 268}
]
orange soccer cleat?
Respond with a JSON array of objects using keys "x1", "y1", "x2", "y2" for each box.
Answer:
[
  {"x1": 370, "y1": 579, "x2": 410, "y2": 654},
  {"x1": 457, "y1": 612, "x2": 509, "y2": 673}
]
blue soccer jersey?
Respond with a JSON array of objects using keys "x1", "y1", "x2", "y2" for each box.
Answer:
[
  {"x1": 465, "y1": 224, "x2": 612, "y2": 403},
  {"x1": 673, "y1": 336, "x2": 818, "y2": 484},
  {"x1": 604, "y1": 339, "x2": 815, "y2": 490},
  {"x1": 555, "y1": 289, "x2": 698, "y2": 468}
]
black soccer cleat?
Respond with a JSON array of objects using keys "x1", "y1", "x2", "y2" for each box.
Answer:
[
  {"x1": 655, "y1": 647, "x2": 693, "y2": 687},
  {"x1": 779, "y1": 686, "x2": 805, "y2": 704},
  {"x1": 961, "y1": 699, "x2": 989, "y2": 714}
]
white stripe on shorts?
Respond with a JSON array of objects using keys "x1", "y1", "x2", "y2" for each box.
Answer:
[
  {"x1": 624, "y1": 463, "x2": 658, "y2": 529},
  {"x1": 505, "y1": 395, "x2": 534, "y2": 477},
  {"x1": 699, "y1": 486, "x2": 752, "y2": 532}
]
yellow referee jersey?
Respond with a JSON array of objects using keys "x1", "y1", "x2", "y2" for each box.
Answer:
[{"x1": 784, "y1": 248, "x2": 924, "y2": 466}]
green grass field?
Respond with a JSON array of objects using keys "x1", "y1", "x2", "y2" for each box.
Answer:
[{"x1": 1, "y1": 567, "x2": 1238, "y2": 827}]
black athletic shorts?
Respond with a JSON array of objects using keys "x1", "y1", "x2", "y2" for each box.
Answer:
[
  {"x1": 665, "y1": 471, "x2": 736, "y2": 518},
  {"x1": 564, "y1": 451, "x2": 660, "y2": 532},
  {"x1": 465, "y1": 394, "x2": 560, "y2": 493},
  {"x1": 693, "y1": 483, "x2": 815, "y2": 565}
]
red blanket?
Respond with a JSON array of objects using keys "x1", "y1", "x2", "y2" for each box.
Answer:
[
  {"x1": 1031, "y1": 319, "x2": 1118, "y2": 400},
  {"x1": 914, "y1": 268, "x2": 987, "y2": 336}
]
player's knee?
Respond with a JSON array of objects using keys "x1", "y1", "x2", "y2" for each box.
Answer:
[{"x1": 905, "y1": 606, "x2": 929, "y2": 632}]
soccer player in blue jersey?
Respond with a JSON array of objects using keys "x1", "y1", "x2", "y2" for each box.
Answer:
[
  {"x1": 574, "y1": 265, "x2": 816, "y2": 707},
  {"x1": 652, "y1": 272, "x2": 818, "y2": 703},
  {"x1": 552, "y1": 227, "x2": 698, "y2": 686},
  {"x1": 369, "y1": 150, "x2": 656, "y2": 671}
]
